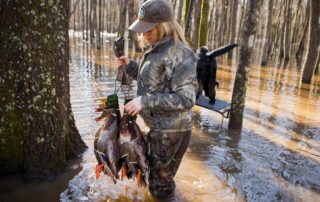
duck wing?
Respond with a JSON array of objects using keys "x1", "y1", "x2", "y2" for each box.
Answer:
[{"x1": 96, "y1": 113, "x2": 120, "y2": 182}]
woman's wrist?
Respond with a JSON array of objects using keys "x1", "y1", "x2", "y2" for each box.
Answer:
[{"x1": 124, "y1": 58, "x2": 130, "y2": 65}]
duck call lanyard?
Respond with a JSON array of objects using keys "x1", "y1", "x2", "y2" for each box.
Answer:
[{"x1": 113, "y1": 37, "x2": 132, "y2": 101}]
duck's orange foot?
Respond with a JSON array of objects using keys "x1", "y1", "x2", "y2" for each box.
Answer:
[
  {"x1": 95, "y1": 164, "x2": 104, "y2": 179},
  {"x1": 120, "y1": 166, "x2": 127, "y2": 180},
  {"x1": 136, "y1": 169, "x2": 142, "y2": 188}
]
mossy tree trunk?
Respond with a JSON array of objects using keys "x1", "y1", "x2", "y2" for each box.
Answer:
[
  {"x1": 0, "y1": 0, "x2": 86, "y2": 179},
  {"x1": 301, "y1": 0, "x2": 319, "y2": 84},
  {"x1": 183, "y1": 0, "x2": 191, "y2": 28},
  {"x1": 228, "y1": 0, "x2": 261, "y2": 130},
  {"x1": 199, "y1": 0, "x2": 209, "y2": 47}
]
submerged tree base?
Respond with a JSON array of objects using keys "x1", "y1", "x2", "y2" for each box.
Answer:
[{"x1": 0, "y1": 0, "x2": 87, "y2": 179}]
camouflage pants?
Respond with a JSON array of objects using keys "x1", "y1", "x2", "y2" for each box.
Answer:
[{"x1": 147, "y1": 129, "x2": 191, "y2": 199}]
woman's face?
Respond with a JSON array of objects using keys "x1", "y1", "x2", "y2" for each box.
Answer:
[{"x1": 143, "y1": 26, "x2": 159, "y2": 44}]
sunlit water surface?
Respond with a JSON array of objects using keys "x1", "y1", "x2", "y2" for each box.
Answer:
[{"x1": 1, "y1": 34, "x2": 319, "y2": 202}]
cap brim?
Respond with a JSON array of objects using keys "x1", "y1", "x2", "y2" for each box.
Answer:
[{"x1": 129, "y1": 19, "x2": 157, "y2": 33}]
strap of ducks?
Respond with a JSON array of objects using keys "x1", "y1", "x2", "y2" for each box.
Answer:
[{"x1": 93, "y1": 37, "x2": 148, "y2": 188}]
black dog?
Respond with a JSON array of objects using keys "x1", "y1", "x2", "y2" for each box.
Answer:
[{"x1": 196, "y1": 44, "x2": 238, "y2": 104}]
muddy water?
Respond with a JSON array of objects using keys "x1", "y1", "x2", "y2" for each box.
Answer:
[{"x1": 1, "y1": 34, "x2": 319, "y2": 202}]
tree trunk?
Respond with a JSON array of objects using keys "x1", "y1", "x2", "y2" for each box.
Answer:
[
  {"x1": 237, "y1": 0, "x2": 246, "y2": 46},
  {"x1": 97, "y1": 0, "x2": 102, "y2": 49},
  {"x1": 295, "y1": 1, "x2": 310, "y2": 67},
  {"x1": 217, "y1": 0, "x2": 228, "y2": 46},
  {"x1": 283, "y1": 0, "x2": 292, "y2": 66},
  {"x1": 278, "y1": 2, "x2": 286, "y2": 63},
  {"x1": 290, "y1": 0, "x2": 302, "y2": 49},
  {"x1": 86, "y1": 0, "x2": 89, "y2": 41},
  {"x1": 177, "y1": 0, "x2": 184, "y2": 24},
  {"x1": 106, "y1": 0, "x2": 110, "y2": 32},
  {"x1": 302, "y1": 0, "x2": 319, "y2": 83},
  {"x1": 213, "y1": 0, "x2": 221, "y2": 48},
  {"x1": 183, "y1": 0, "x2": 191, "y2": 28},
  {"x1": 90, "y1": 0, "x2": 97, "y2": 42},
  {"x1": 270, "y1": 2, "x2": 284, "y2": 62},
  {"x1": 228, "y1": 0, "x2": 238, "y2": 59},
  {"x1": 192, "y1": 0, "x2": 202, "y2": 51},
  {"x1": 228, "y1": 0, "x2": 261, "y2": 130},
  {"x1": 0, "y1": 0, "x2": 86, "y2": 179},
  {"x1": 207, "y1": 2, "x2": 215, "y2": 49},
  {"x1": 184, "y1": 0, "x2": 195, "y2": 42},
  {"x1": 70, "y1": 0, "x2": 80, "y2": 31},
  {"x1": 172, "y1": 0, "x2": 177, "y2": 10},
  {"x1": 82, "y1": 0, "x2": 85, "y2": 39},
  {"x1": 128, "y1": 0, "x2": 142, "y2": 52},
  {"x1": 199, "y1": 0, "x2": 209, "y2": 47},
  {"x1": 118, "y1": 0, "x2": 127, "y2": 37},
  {"x1": 315, "y1": 51, "x2": 320, "y2": 73},
  {"x1": 261, "y1": 0, "x2": 274, "y2": 66}
]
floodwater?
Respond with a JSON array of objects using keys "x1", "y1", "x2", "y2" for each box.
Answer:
[{"x1": 1, "y1": 33, "x2": 320, "y2": 202}]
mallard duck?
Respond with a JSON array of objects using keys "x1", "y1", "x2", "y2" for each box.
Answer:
[
  {"x1": 94, "y1": 109, "x2": 121, "y2": 183},
  {"x1": 118, "y1": 113, "x2": 149, "y2": 187}
]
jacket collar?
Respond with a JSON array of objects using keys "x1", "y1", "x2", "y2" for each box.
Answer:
[{"x1": 145, "y1": 36, "x2": 173, "y2": 54}]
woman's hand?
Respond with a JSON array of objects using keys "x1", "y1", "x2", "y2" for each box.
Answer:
[
  {"x1": 114, "y1": 56, "x2": 130, "y2": 68},
  {"x1": 124, "y1": 96, "x2": 142, "y2": 116}
]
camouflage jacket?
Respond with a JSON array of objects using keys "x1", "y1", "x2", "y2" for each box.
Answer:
[{"x1": 126, "y1": 37, "x2": 198, "y2": 132}]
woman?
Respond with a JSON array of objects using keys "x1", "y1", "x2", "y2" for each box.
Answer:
[{"x1": 115, "y1": 0, "x2": 198, "y2": 200}]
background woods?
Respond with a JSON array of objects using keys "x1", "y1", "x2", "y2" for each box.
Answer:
[{"x1": 69, "y1": 0, "x2": 320, "y2": 83}]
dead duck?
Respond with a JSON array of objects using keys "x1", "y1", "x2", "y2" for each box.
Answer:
[
  {"x1": 129, "y1": 120, "x2": 149, "y2": 186},
  {"x1": 119, "y1": 112, "x2": 136, "y2": 179},
  {"x1": 94, "y1": 109, "x2": 121, "y2": 183},
  {"x1": 119, "y1": 113, "x2": 149, "y2": 187}
]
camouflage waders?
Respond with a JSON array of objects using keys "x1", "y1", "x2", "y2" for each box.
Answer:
[{"x1": 147, "y1": 130, "x2": 191, "y2": 200}]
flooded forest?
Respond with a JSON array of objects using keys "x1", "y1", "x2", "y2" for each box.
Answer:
[{"x1": 0, "y1": 0, "x2": 320, "y2": 202}]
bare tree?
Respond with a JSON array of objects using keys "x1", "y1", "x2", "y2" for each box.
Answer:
[
  {"x1": 128, "y1": 0, "x2": 142, "y2": 52},
  {"x1": 192, "y1": 0, "x2": 202, "y2": 50},
  {"x1": 295, "y1": 1, "x2": 310, "y2": 67},
  {"x1": 118, "y1": 0, "x2": 127, "y2": 37},
  {"x1": 228, "y1": 0, "x2": 239, "y2": 59},
  {"x1": 229, "y1": 0, "x2": 261, "y2": 130},
  {"x1": 261, "y1": 0, "x2": 274, "y2": 66},
  {"x1": 283, "y1": 0, "x2": 293, "y2": 66},
  {"x1": 177, "y1": 0, "x2": 184, "y2": 24},
  {"x1": 302, "y1": 0, "x2": 319, "y2": 83}
]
